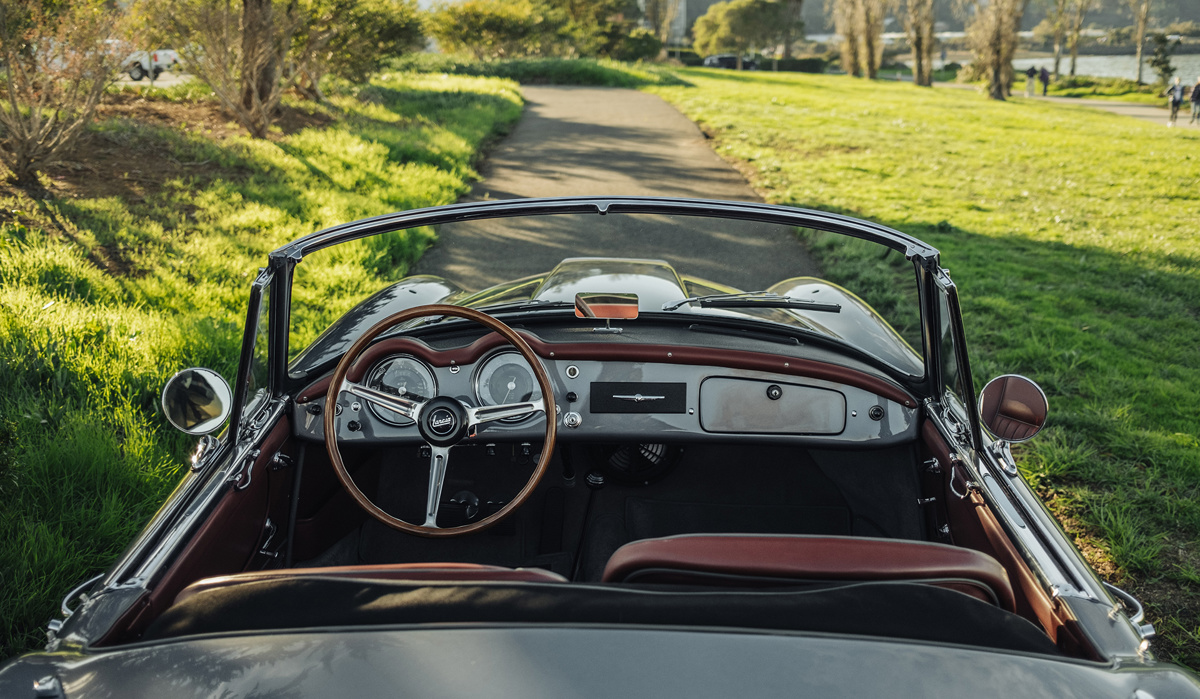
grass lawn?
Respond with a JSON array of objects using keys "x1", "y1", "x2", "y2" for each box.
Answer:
[
  {"x1": 0, "y1": 72, "x2": 522, "y2": 659},
  {"x1": 648, "y1": 69, "x2": 1200, "y2": 669}
]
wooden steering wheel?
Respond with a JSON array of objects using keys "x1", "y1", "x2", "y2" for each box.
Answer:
[{"x1": 323, "y1": 305, "x2": 556, "y2": 537}]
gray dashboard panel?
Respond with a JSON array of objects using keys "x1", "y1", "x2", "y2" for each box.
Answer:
[
  {"x1": 699, "y1": 377, "x2": 846, "y2": 435},
  {"x1": 295, "y1": 355, "x2": 918, "y2": 447}
]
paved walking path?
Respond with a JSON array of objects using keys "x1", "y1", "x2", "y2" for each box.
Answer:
[{"x1": 411, "y1": 86, "x2": 819, "y2": 291}]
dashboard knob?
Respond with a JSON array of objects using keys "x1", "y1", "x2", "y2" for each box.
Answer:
[
  {"x1": 563, "y1": 411, "x2": 583, "y2": 428},
  {"x1": 766, "y1": 384, "x2": 783, "y2": 400}
]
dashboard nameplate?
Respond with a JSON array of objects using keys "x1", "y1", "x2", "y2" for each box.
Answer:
[{"x1": 591, "y1": 382, "x2": 687, "y2": 413}]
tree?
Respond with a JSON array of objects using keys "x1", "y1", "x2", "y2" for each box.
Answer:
[
  {"x1": 778, "y1": 0, "x2": 805, "y2": 59},
  {"x1": 1147, "y1": 32, "x2": 1178, "y2": 84},
  {"x1": 1064, "y1": 0, "x2": 1094, "y2": 77},
  {"x1": 960, "y1": 0, "x2": 1028, "y2": 99},
  {"x1": 643, "y1": 0, "x2": 682, "y2": 47},
  {"x1": 0, "y1": 1, "x2": 125, "y2": 187},
  {"x1": 1127, "y1": 0, "x2": 1151, "y2": 83},
  {"x1": 1038, "y1": 0, "x2": 1069, "y2": 78},
  {"x1": 903, "y1": 0, "x2": 936, "y2": 86},
  {"x1": 428, "y1": 0, "x2": 559, "y2": 59},
  {"x1": 828, "y1": 0, "x2": 862, "y2": 76},
  {"x1": 152, "y1": 0, "x2": 300, "y2": 138},
  {"x1": 543, "y1": 0, "x2": 641, "y2": 57},
  {"x1": 291, "y1": 0, "x2": 424, "y2": 102},
  {"x1": 828, "y1": 0, "x2": 892, "y2": 79},
  {"x1": 693, "y1": 0, "x2": 783, "y2": 70},
  {"x1": 856, "y1": 0, "x2": 890, "y2": 79}
]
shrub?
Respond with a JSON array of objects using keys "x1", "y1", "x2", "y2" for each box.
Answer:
[
  {"x1": 0, "y1": 1, "x2": 127, "y2": 186},
  {"x1": 611, "y1": 28, "x2": 662, "y2": 62},
  {"x1": 774, "y1": 57, "x2": 827, "y2": 73},
  {"x1": 428, "y1": 0, "x2": 558, "y2": 59}
]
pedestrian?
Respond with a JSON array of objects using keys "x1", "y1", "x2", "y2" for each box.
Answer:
[
  {"x1": 1190, "y1": 76, "x2": 1200, "y2": 125},
  {"x1": 1164, "y1": 76, "x2": 1185, "y2": 126},
  {"x1": 1038, "y1": 67, "x2": 1050, "y2": 96},
  {"x1": 1025, "y1": 66, "x2": 1037, "y2": 97}
]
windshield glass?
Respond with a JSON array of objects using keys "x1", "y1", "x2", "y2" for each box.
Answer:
[{"x1": 289, "y1": 210, "x2": 924, "y2": 376}]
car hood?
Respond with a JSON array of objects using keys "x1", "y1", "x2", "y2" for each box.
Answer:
[
  {"x1": 288, "y1": 257, "x2": 921, "y2": 379},
  {"x1": 4, "y1": 627, "x2": 1197, "y2": 698}
]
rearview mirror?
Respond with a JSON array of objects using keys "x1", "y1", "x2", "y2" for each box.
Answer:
[
  {"x1": 162, "y1": 368, "x2": 233, "y2": 435},
  {"x1": 978, "y1": 374, "x2": 1048, "y2": 442},
  {"x1": 575, "y1": 293, "x2": 639, "y2": 320}
]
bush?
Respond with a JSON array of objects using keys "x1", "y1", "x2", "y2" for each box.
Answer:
[
  {"x1": 774, "y1": 57, "x2": 827, "y2": 73},
  {"x1": 427, "y1": 0, "x2": 557, "y2": 59},
  {"x1": 1164, "y1": 21, "x2": 1200, "y2": 38},
  {"x1": 671, "y1": 47, "x2": 704, "y2": 66},
  {"x1": 391, "y1": 54, "x2": 686, "y2": 86},
  {"x1": 611, "y1": 28, "x2": 662, "y2": 62}
]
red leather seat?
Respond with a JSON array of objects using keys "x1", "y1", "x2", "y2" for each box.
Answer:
[
  {"x1": 175, "y1": 563, "x2": 566, "y2": 606},
  {"x1": 602, "y1": 534, "x2": 1016, "y2": 612}
]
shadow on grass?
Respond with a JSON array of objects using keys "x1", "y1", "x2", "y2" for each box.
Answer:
[{"x1": 794, "y1": 199, "x2": 1200, "y2": 668}]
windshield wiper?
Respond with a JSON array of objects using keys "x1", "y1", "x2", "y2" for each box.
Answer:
[
  {"x1": 662, "y1": 291, "x2": 841, "y2": 313},
  {"x1": 474, "y1": 299, "x2": 573, "y2": 314}
]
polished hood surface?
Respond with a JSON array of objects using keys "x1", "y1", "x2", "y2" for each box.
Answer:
[{"x1": 4, "y1": 627, "x2": 1194, "y2": 699}]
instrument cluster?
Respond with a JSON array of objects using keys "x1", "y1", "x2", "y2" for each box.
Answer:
[{"x1": 363, "y1": 351, "x2": 542, "y2": 427}]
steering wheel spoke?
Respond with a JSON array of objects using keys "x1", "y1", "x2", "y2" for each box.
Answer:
[
  {"x1": 467, "y1": 398, "x2": 546, "y2": 431},
  {"x1": 342, "y1": 379, "x2": 424, "y2": 421},
  {"x1": 422, "y1": 445, "x2": 452, "y2": 528},
  {"x1": 325, "y1": 303, "x2": 556, "y2": 537}
]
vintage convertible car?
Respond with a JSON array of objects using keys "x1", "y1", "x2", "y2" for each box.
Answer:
[{"x1": 3, "y1": 197, "x2": 1198, "y2": 697}]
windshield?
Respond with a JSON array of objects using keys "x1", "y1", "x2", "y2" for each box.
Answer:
[{"x1": 288, "y1": 209, "x2": 924, "y2": 377}]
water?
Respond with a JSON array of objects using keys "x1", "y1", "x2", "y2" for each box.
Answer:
[{"x1": 1012, "y1": 55, "x2": 1200, "y2": 82}]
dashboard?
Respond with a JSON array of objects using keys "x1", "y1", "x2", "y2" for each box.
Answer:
[{"x1": 292, "y1": 336, "x2": 920, "y2": 448}]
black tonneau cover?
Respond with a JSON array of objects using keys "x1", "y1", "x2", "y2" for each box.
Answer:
[{"x1": 145, "y1": 578, "x2": 1060, "y2": 655}]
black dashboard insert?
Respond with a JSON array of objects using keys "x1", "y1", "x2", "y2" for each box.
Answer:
[{"x1": 590, "y1": 382, "x2": 687, "y2": 414}]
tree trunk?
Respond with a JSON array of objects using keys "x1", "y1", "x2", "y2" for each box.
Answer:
[
  {"x1": 1052, "y1": 35, "x2": 1063, "y2": 78},
  {"x1": 860, "y1": 0, "x2": 879, "y2": 79},
  {"x1": 906, "y1": 0, "x2": 935, "y2": 87},
  {"x1": 1131, "y1": 0, "x2": 1150, "y2": 84}
]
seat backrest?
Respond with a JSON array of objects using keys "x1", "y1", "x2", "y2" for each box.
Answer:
[
  {"x1": 175, "y1": 563, "x2": 566, "y2": 606},
  {"x1": 601, "y1": 534, "x2": 1016, "y2": 612}
]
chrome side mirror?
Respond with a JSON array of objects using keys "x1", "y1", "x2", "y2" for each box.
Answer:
[
  {"x1": 162, "y1": 368, "x2": 232, "y2": 435},
  {"x1": 978, "y1": 374, "x2": 1048, "y2": 442}
]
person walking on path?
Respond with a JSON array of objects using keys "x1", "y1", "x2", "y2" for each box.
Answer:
[
  {"x1": 1164, "y1": 76, "x2": 1186, "y2": 126},
  {"x1": 1025, "y1": 67, "x2": 1037, "y2": 97},
  {"x1": 1190, "y1": 76, "x2": 1200, "y2": 125},
  {"x1": 1038, "y1": 67, "x2": 1050, "y2": 96}
]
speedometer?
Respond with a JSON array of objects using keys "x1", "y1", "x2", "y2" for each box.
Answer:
[
  {"x1": 474, "y1": 351, "x2": 541, "y2": 422},
  {"x1": 365, "y1": 355, "x2": 436, "y2": 426}
]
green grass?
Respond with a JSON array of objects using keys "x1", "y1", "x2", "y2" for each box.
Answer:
[
  {"x1": 648, "y1": 69, "x2": 1200, "y2": 669},
  {"x1": 1044, "y1": 75, "x2": 1171, "y2": 105},
  {"x1": 0, "y1": 72, "x2": 522, "y2": 659},
  {"x1": 877, "y1": 67, "x2": 962, "y2": 84},
  {"x1": 391, "y1": 54, "x2": 688, "y2": 87}
]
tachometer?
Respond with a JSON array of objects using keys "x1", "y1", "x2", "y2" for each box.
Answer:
[
  {"x1": 365, "y1": 355, "x2": 436, "y2": 426},
  {"x1": 474, "y1": 351, "x2": 542, "y2": 422}
]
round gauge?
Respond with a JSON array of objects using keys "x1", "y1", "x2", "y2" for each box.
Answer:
[
  {"x1": 474, "y1": 352, "x2": 542, "y2": 421},
  {"x1": 365, "y1": 355, "x2": 436, "y2": 426}
]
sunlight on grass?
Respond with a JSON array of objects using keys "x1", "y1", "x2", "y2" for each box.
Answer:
[
  {"x1": 0, "y1": 73, "x2": 522, "y2": 657},
  {"x1": 649, "y1": 69, "x2": 1200, "y2": 667}
]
